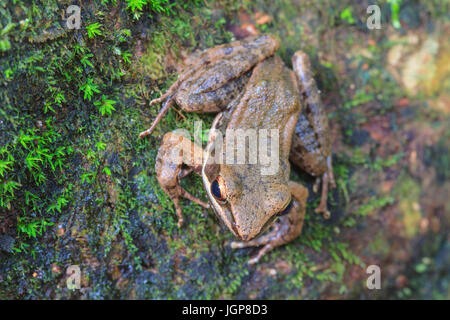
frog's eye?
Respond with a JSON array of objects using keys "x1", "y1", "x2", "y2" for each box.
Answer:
[
  {"x1": 277, "y1": 200, "x2": 293, "y2": 216},
  {"x1": 211, "y1": 176, "x2": 226, "y2": 201}
]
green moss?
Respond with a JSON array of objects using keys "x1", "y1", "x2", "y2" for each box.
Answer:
[
  {"x1": 368, "y1": 233, "x2": 391, "y2": 256},
  {"x1": 392, "y1": 174, "x2": 422, "y2": 238},
  {"x1": 355, "y1": 196, "x2": 395, "y2": 217}
]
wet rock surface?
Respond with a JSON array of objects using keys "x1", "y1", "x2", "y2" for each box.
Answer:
[{"x1": 0, "y1": 0, "x2": 448, "y2": 299}]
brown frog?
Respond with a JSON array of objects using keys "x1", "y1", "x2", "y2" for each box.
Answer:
[{"x1": 139, "y1": 35, "x2": 335, "y2": 264}]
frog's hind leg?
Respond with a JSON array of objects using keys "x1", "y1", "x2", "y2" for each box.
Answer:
[
  {"x1": 155, "y1": 132, "x2": 209, "y2": 227},
  {"x1": 230, "y1": 181, "x2": 308, "y2": 265},
  {"x1": 314, "y1": 156, "x2": 336, "y2": 219},
  {"x1": 139, "y1": 63, "x2": 202, "y2": 138},
  {"x1": 291, "y1": 50, "x2": 336, "y2": 219},
  {"x1": 326, "y1": 155, "x2": 336, "y2": 188}
]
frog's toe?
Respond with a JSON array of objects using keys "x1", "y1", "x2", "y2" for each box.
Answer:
[
  {"x1": 247, "y1": 243, "x2": 275, "y2": 265},
  {"x1": 247, "y1": 256, "x2": 259, "y2": 265},
  {"x1": 149, "y1": 94, "x2": 167, "y2": 106},
  {"x1": 229, "y1": 241, "x2": 245, "y2": 249},
  {"x1": 139, "y1": 96, "x2": 174, "y2": 138},
  {"x1": 313, "y1": 177, "x2": 321, "y2": 193},
  {"x1": 314, "y1": 171, "x2": 332, "y2": 219},
  {"x1": 315, "y1": 205, "x2": 331, "y2": 219}
]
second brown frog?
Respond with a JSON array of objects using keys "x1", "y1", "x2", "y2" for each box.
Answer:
[{"x1": 140, "y1": 34, "x2": 335, "y2": 264}]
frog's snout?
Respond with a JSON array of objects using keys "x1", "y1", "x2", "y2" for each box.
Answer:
[
  {"x1": 235, "y1": 227, "x2": 258, "y2": 242},
  {"x1": 239, "y1": 234, "x2": 251, "y2": 241},
  {"x1": 234, "y1": 226, "x2": 251, "y2": 241}
]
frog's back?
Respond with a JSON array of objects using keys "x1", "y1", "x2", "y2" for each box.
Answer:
[
  {"x1": 176, "y1": 35, "x2": 280, "y2": 112},
  {"x1": 227, "y1": 55, "x2": 301, "y2": 157}
]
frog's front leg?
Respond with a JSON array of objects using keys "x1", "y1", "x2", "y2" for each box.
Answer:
[
  {"x1": 155, "y1": 131, "x2": 210, "y2": 227},
  {"x1": 230, "y1": 181, "x2": 308, "y2": 265}
]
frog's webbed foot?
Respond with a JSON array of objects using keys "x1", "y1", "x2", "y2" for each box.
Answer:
[
  {"x1": 230, "y1": 222, "x2": 283, "y2": 265},
  {"x1": 314, "y1": 156, "x2": 336, "y2": 219},
  {"x1": 155, "y1": 132, "x2": 209, "y2": 227},
  {"x1": 230, "y1": 181, "x2": 308, "y2": 265}
]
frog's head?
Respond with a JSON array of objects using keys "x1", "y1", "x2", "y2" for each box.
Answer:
[
  {"x1": 203, "y1": 161, "x2": 292, "y2": 241},
  {"x1": 202, "y1": 113, "x2": 293, "y2": 240}
]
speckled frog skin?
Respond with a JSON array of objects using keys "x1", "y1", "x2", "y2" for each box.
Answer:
[{"x1": 140, "y1": 35, "x2": 335, "y2": 264}]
